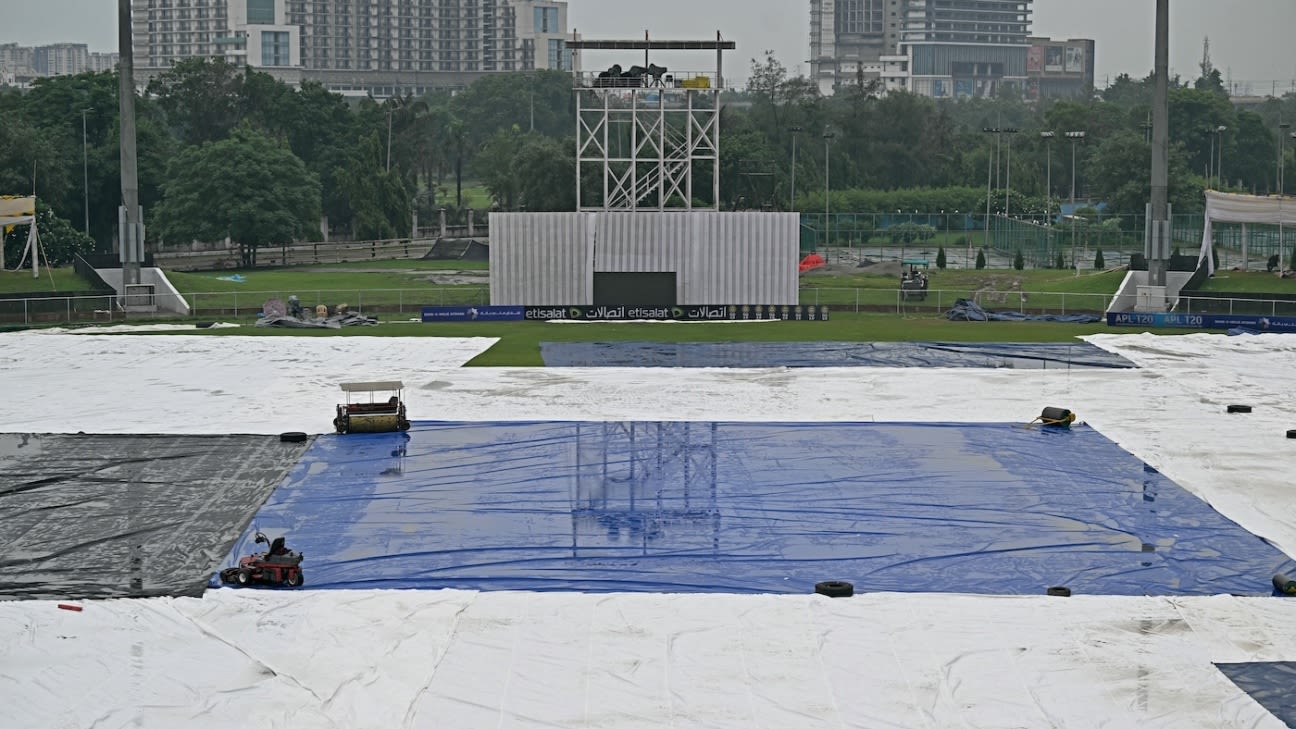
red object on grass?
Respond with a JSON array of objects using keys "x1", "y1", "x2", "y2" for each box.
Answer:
[
  {"x1": 799, "y1": 253, "x2": 825, "y2": 273},
  {"x1": 57, "y1": 603, "x2": 83, "y2": 612}
]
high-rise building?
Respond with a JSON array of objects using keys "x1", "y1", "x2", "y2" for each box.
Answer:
[
  {"x1": 129, "y1": 0, "x2": 569, "y2": 97},
  {"x1": 809, "y1": 0, "x2": 904, "y2": 95},
  {"x1": 0, "y1": 42, "x2": 118, "y2": 83},
  {"x1": 1024, "y1": 37, "x2": 1095, "y2": 100},
  {"x1": 900, "y1": 0, "x2": 1032, "y2": 98},
  {"x1": 0, "y1": 43, "x2": 35, "y2": 80},
  {"x1": 33, "y1": 43, "x2": 90, "y2": 76},
  {"x1": 133, "y1": 0, "x2": 303, "y2": 83},
  {"x1": 811, "y1": 0, "x2": 1080, "y2": 100}
]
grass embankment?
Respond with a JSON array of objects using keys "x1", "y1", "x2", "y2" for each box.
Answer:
[
  {"x1": 1197, "y1": 271, "x2": 1296, "y2": 294},
  {"x1": 168, "y1": 260, "x2": 489, "y2": 310},
  {"x1": 0, "y1": 268, "x2": 97, "y2": 295},
  {"x1": 799, "y1": 266, "x2": 1128, "y2": 311}
]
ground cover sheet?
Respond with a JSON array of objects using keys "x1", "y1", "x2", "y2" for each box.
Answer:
[
  {"x1": 0, "y1": 434, "x2": 310, "y2": 600},
  {"x1": 539, "y1": 341, "x2": 1137, "y2": 368},
  {"x1": 216, "y1": 421, "x2": 1294, "y2": 597}
]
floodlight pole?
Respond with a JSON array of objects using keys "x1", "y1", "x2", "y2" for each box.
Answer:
[
  {"x1": 823, "y1": 129, "x2": 834, "y2": 248},
  {"x1": 1147, "y1": 0, "x2": 1170, "y2": 288},
  {"x1": 1281, "y1": 122, "x2": 1289, "y2": 260},
  {"x1": 117, "y1": 0, "x2": 142, "y2": 287},
  {"x1": 1041, "y1": 131, "x2": 1055, "y2": 270},
  {"x1": 82, "y1": 108, "x2": 92, "y2": 237},
  {"x1": 983, "y1": 127, "x2": 999, "y2": 261},
  {"x1": 790, "y1": 126, "x2": 802, "y2": 210},
  {"x1": 1003, "y1": 128, "x2": 1019, "y2": 216}
]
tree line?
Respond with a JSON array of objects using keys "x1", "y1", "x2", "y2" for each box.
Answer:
[{"x1": 3, "y1": 52, "x2": 1296, "y2": 265}]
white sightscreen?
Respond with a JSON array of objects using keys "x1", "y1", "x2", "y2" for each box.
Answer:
[
  {"x1": 491, "y1": 212, "x2": 799, "y2": 306},
  {"x1": 489, "y1": 213, "x2": 593, "y2": 306}
]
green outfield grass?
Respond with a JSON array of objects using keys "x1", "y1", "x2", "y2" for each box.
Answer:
[
  {"x1": 293, "y1": 259, "x2": 489, "y2": 271},
  {"x1": 169, "y1": 266, "x2": 488, "y2": 311},
  {"x1": 175, "y1": 311, "x2": 1159, "y2": 367},
  {"x1": 0, "y1": 268, "x2": 98, "y2": 295},
  {"x1": 1197, "y1": 271, "x2": 1296, "y2": 294}
]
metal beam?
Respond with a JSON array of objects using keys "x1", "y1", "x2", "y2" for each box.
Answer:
[{"x1": 567, "y1": 40, "x2": 735, "y2": 51}]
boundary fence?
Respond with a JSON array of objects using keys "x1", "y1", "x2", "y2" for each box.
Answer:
[
  {"x1": 799, "y1": 212, "x2": 1294, "y2": 272},
  {"x1": 8, "y1": 287, "x2": 1296, "y2": 326}
]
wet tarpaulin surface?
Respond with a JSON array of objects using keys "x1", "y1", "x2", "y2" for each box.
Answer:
[
  {"x1": 1216, "y1": 663, "x2": 1296, "y2": 727},
  {"x1": 217, "y1": 421, "x2": 1293, "y2": 596},
  {"x1": 538, "y1": 341, "x2": 1136, "y2": 369},
  {"x1": 0, "y1": 434, "x2": 311, "y2": 600}
]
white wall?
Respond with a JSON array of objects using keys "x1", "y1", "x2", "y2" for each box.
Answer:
[
  {"x1": 490, "y1": 213, "x2": 592, "y2": 306},
  {"x1": 96, "y1": 267, "x2": 192, "y2": 316},
  {"x1": 1107, "y1": 270, "x2": 1199, "y2": 313},
  {"x1": 490, "y1": 212, "x2": 800, "y2": 306}
]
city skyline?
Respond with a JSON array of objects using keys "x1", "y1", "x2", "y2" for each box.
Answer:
[{"x1": 3, "y1": 0, "x2": 1295, "y2": 92}]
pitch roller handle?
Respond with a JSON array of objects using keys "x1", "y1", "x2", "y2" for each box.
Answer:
[{"x1": 1275, "y1": 573, "x2": 1296, "y2": 595}]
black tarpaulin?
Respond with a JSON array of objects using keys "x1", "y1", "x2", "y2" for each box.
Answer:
[{"x1": 0, "y1": 434, "x2": 310, "y2": 600}]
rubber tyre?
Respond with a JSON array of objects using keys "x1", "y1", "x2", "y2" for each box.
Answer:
[
  {"x1": 286, "y1": 571, "x2": 304, "y2": 588},
  {"x1": 1227, "y1": 405, "x2": 1252, "y2": 414},
  {"x1": 815, "y1": 580, "x2": 854, "y2": 598},
  {"x1": 1046, "y1": 586, "x2": 1072, "y2": 597},
  {"x1": 280, "y1": 431, "x2": 308, "y2": 443},
  {"x1": 236, "y1": 568, "x2": 252, "y2": 586}
]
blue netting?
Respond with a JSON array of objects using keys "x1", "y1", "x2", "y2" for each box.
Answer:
[
  {"x1": 215, "y1": 421, "x2": 1293, "y2": 596},
  {"x1": 539, "y1": 342, "x2": 1135, "y2": 369}
]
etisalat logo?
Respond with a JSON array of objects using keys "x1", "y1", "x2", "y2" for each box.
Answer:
[{"x1": 579, "y1": 306, "x2": 729, "y2": 320}]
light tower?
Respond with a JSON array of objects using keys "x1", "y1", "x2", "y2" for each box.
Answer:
[{"x1": 569, "y1": 31, "x2": 734, "y2": 211}]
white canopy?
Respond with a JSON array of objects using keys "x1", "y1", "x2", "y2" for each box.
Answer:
[
  {"x1": 1198, "y1": 190, "x2": 1296, "y2": 275},
  {"x1": 0, "y1": 196, "x2": 39, "y2": 274}
]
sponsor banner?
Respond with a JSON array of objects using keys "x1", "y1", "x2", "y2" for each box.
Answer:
[
  {"x1": 1027, "y1": 45, "x2": 1044, "y2": 73},
  {"x1": 1106, "y1": 311, "x2": 1296, "y2": 332},
  {"x1": 421, "y1": 305, "x2": 525, "y2": 322},
  {"x1": 1065, "y1": 45, "x2": 1085, "y2": 74},
  {"x1": 524, "y1": 305, "x2": 831, "y2": 322},
  {"x1": 1045, "y1": 46, "x2": 1064, "y2": 72}
]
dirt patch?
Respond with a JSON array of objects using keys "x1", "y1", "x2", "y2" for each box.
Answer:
[
  {"x1": 426, "y1": 272, "x2": 489, "y2": 285},
  {"x1": 802, "y1": 261, "x2": 903, "y2": 279}
]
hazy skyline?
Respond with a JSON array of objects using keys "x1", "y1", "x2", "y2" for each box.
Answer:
[{"x1": 6, "y1": 0, "x2": 1295, "y2": 93}]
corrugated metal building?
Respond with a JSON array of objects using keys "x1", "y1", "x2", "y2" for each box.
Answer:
[{"x1": 489, "y1": 212, "x2": 799, "y2": 306}]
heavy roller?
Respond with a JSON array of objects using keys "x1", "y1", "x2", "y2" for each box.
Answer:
[{"x1": 334, "y1": 381, "x2": 412, "y2": 434}]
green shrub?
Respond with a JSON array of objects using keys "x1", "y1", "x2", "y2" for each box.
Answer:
[
  {"x1": 1094, "y1": 248, "x2": 1105, "y2": 269},
  {"x1": 936, "y1": 247, "x2": 947, "y2": 269},
  {"x1": 975, "y1": 249, "x2": 987, "y2": 269},
  {"x1": 1013, "y1": 249, "x2": 1025, "y2": 270}
]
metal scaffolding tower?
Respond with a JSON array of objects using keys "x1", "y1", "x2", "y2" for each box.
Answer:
[{"x1": 569, "y1": 33, "x2": 734, "y2": 211}]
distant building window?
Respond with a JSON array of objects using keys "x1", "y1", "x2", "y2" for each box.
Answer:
[
  {"x1": 261, "y1": 30, "x2": 290, "y2": 66},
  {"x1": 247, "y1": 0, "x2": 275, "y2": 25},
  {"x1": 533, "y1": 6, "x2": 558, "y2": 33},
  {"x1": 547, "y1": 38, "x2": 567, "y2": 70}
]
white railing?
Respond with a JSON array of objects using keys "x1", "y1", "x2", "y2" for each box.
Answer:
[{"x1": 5, "y1": 288, "x2": 1294, "y2": 326}]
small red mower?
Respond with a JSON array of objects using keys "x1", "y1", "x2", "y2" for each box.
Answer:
[{"x1": 219, "y1": 532, "x2": 305, "y2": 588}]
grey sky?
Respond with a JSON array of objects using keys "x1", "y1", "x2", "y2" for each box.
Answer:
[{"x1": 7, "y1": 0, "x2": 1296, "y2": 93}]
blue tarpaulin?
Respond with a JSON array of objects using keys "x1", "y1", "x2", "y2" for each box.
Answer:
[
  {"x1": 947, "y1": 298, "x2": 1104, "y2": 323},
  {"x1": 539, "y1": 341, "x2": 1135, "y2": 369},
  {"x1": 216, "y1": 421, "x2": 1292, "y2": 596},
  {"x1": 1216, "y1": 663, "x2": 1296, "y2": 726}
]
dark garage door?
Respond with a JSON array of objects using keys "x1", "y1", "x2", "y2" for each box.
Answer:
[{"x1": 593, "y1": 272, "x2": 678, "y2": 306}]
